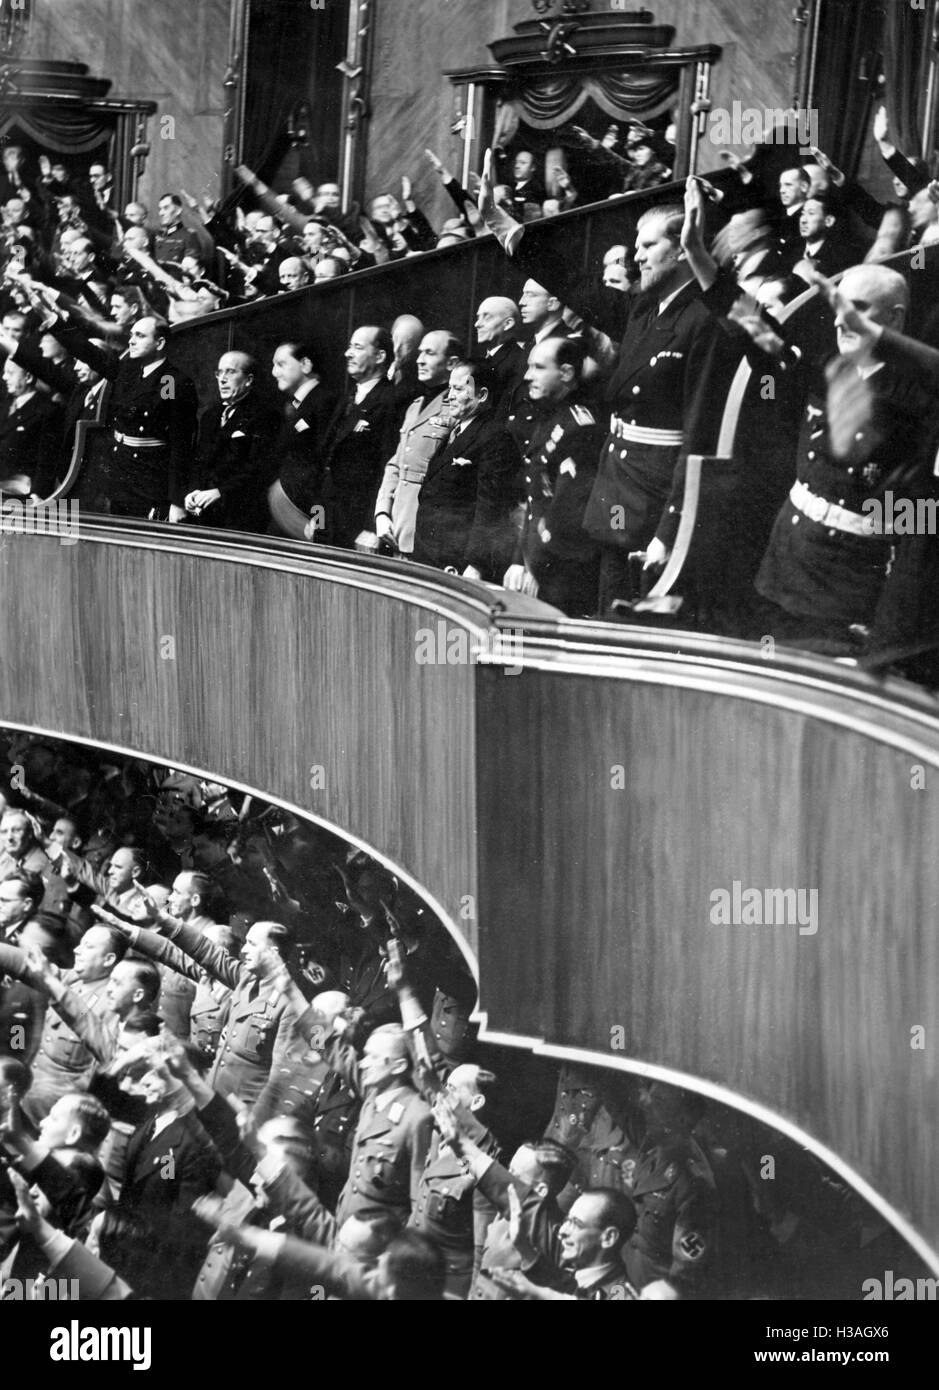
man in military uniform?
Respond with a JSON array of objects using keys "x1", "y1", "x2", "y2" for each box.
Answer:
[
  {"x1": 52, "y1": 311, "x2": 197, "y2": 519},
  {"x1": 503, "y1": 336, "x2": 602, "y2": 616},
  {"x1": 0, "y1": 809, "x2": 52, "y2": 880},
  {"x1": 327, "y1": 1020, "x2": 433, "y2": 1229},
  {"x1": 407, "y1": 1065, "x2": 499, "y2": 1298},
  {"x1": 751, "y1": 265, "x2": 934, "y2": 644},
  {"x1": 374, "y1": 329, "x2": 463, "y2": 555},
  {"x1": 465, "y1": 1138, "x2": 575, "y2": 1301},
  {"x1": 480, "y1": 165, "x2": 723, "y2": 611},
  {"x1": 252, "y1": 990, "x2": 360, "y2": 1211},
  {"x1": 21, "y1": 923, "x2": 126, "y2": 1122},
  {"x1": 624, "y1": 1082, "x2": 716, "y2": 1295},
  {"x1": 502, "y1": 280, "x2": 575, "y2": 453},
  {"x1": 153, "y1": 914, "x2": 302, "y2": 1108}
]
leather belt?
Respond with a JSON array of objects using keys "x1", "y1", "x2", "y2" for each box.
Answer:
[
  {"x1": 790, "y1": 481, "x2": 874, "y2": 536},
  {"x1": 113, "y1": 431, "x2": 167, "y2": 448},
  {"x1": 609, "y1": 415, "x2": 683, "y2": 446}
]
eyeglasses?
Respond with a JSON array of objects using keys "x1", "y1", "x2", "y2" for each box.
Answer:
[
  {"x1": 562, "y1": 1216, "x2": 599, "y2": 1232},
  {"x1": 214, "y1": 369, "x2": 242, "y2": 378}
]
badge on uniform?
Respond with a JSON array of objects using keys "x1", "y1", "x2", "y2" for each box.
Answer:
[
  {"x1": 678, "y1": 1230, "x2": 706, "y2": 1261},
  {"x1": 387, "y1": 1101, "x2": 405, "y2": 1123},
  {"x1": 570, "y1": 404, "x2": 595, "y2": 426},
  {"x1": 664, "y1": 1163, "x2": 678, "y2": 1182}
]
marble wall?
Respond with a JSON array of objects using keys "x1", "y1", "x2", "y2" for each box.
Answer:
[{"x1": 22, "y1": 0, "x2": 230, "y2": 211}]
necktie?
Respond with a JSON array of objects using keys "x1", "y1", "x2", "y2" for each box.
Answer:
[
  {"x1": 221, "y1": 403, "x2": 236, "y2": 429},
  {"x1": 285, "y1": 397, "x2": 301, "y2": 424}
]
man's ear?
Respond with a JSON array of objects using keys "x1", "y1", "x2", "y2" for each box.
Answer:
[
  {"x1": 824, "y1": 215, "x2": 836, "y2": 230},
  {"x1": 599, "y1": 1224, "x2": 619, "y2": 1251},
  {"x1": 64, "y1": 1120, "x2": 83, "y2": 1148},
  {"x1": 390, "y1": 1055, "x2": 409, "y2": 1076},
  {"x1": 469, "y1": 1092, "x2": 485, "y2": 1112}
]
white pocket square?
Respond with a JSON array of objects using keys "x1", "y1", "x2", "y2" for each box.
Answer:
[
  {"x1": 294, "y1": 419, "x2": 309, "y2": 433},
  {"x1": 451, "y1": 456, "x2": 473, "y2": 468},
  {"x1": 230, "y1": 429, "x2": 246, "y2": 438}
]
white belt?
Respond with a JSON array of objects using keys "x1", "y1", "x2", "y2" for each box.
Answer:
[
  {"x1": 114, "y1": 431, "x2": 166, "y2": 448},
  {"x1": 609, "y1": 415, "x2": 683, "y2": 447},
  {"x1": 790, "y1": 481, "x2": 874, "y2": 536}
]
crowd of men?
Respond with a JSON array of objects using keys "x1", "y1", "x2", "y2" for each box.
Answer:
[
  {"x1": 2, "y1": 104, "x2": 939, "y2": 661},
  {"x1": 0, "y1": 732, "x2": 920, "y2": 1301}
]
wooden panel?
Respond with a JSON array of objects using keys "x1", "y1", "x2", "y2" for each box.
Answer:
[
  {"x1": 170, "y1": 167, "x2": 739, "y2": 406},
  {"x1": 476, "y1": 662, "x2": 939, "y2": 1265},
  {"x1": 0, "y1": 526, "x2": 481, "y2": 964},
  {"x1": 2, "y1": 517, "x2": 938, "y2": 1264}
]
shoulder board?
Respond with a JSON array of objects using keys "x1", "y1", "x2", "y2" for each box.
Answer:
[{"x1": 569, "y1": 404, "x2": 596, "y2": 426}]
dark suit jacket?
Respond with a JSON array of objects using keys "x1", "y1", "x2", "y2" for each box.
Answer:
[
  {"x1": 275, "y1": 381, "x2": 339, "y2": 514},
  {"x1": 485, "y1": 339, "x2": 527, "y2": 418},
  {"x1": 101, "y1": 1108, "x2": 221, "y2": 1299},
  {"x1": 412, "y1": 409, "x2": 523, "y2": 578},
  {"x1": 55, "y1": 324, "x2": 198, "y2": 511},
  {"x1": 190, "y1": 389, "x2": 280, "y2": 531},
  {"x1": 0, "y1": 390, "x2": 63, "y2": 496},
  {"x1": 321, "y1": 376, "x2": 399, "y2": 546}
]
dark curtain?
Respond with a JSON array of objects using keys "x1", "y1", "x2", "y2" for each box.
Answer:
[
  {"x1": 812, "y1": 0, "x2": 883, "y2": 178},
  {"x1": 513, "y1": 67, "x2": 680, "y2": 130},
  {"x1": 212, "y1": 0, "x2": 347, "y2": 226},
  {"x1": 882, "y1": 0, "x2": 935, "y2": 157},
  {"x1": 0, "y1": 107, "x2": 113, "y2": 155}
]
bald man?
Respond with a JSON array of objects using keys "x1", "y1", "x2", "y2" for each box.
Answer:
[
  {"x1": 375, "y1": 329, "x2": 463, "y2": 553},
  {"x1": 754, "y1": 263, "x2": 933, "y2": 641},
  {"x1": 473, "y1": 295, "x2": 526, "y2": 416},
  {"x1": 408, "y1": 1063, "x2": 499, "y2": 1298},
  {"x1": 331, "y1": 1022, "x2": 433, "y2": 1228},
  {"x1": 389, "y1": 314, "x2": 424, "y2": 418},
  {"x1": 185, "y1": 350, "x2": 279, "y2": 532},
  {"x1": 278, "y1": 257, "x2": 310, "y2": 293}
]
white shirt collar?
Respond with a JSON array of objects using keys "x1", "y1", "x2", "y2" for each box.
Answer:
[
  {"x1": 354, "y1": 376, "x2": 381, "y2": 405},
  {"x1": 141, "y1": 357, "x2": 165, "y2": 378},
  {"x1": 573, "y1": 1261, "x2": 620, "y2": 1290},
  {"x1": 293, "y1": 377, "x2": 319, "y2": 404}
]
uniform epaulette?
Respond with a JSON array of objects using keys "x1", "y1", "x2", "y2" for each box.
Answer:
[{"x1": 569, "y1": 404, "x2": 596, "y2": 426}]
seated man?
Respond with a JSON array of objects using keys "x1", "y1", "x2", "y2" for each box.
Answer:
[{"x1": 412, "y1": 358, "x2": 523, "y2": 582}]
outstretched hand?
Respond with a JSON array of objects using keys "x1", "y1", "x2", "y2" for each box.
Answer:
[{"x1": 681, "y1": 176, "x2": 706, "y2": 252}]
